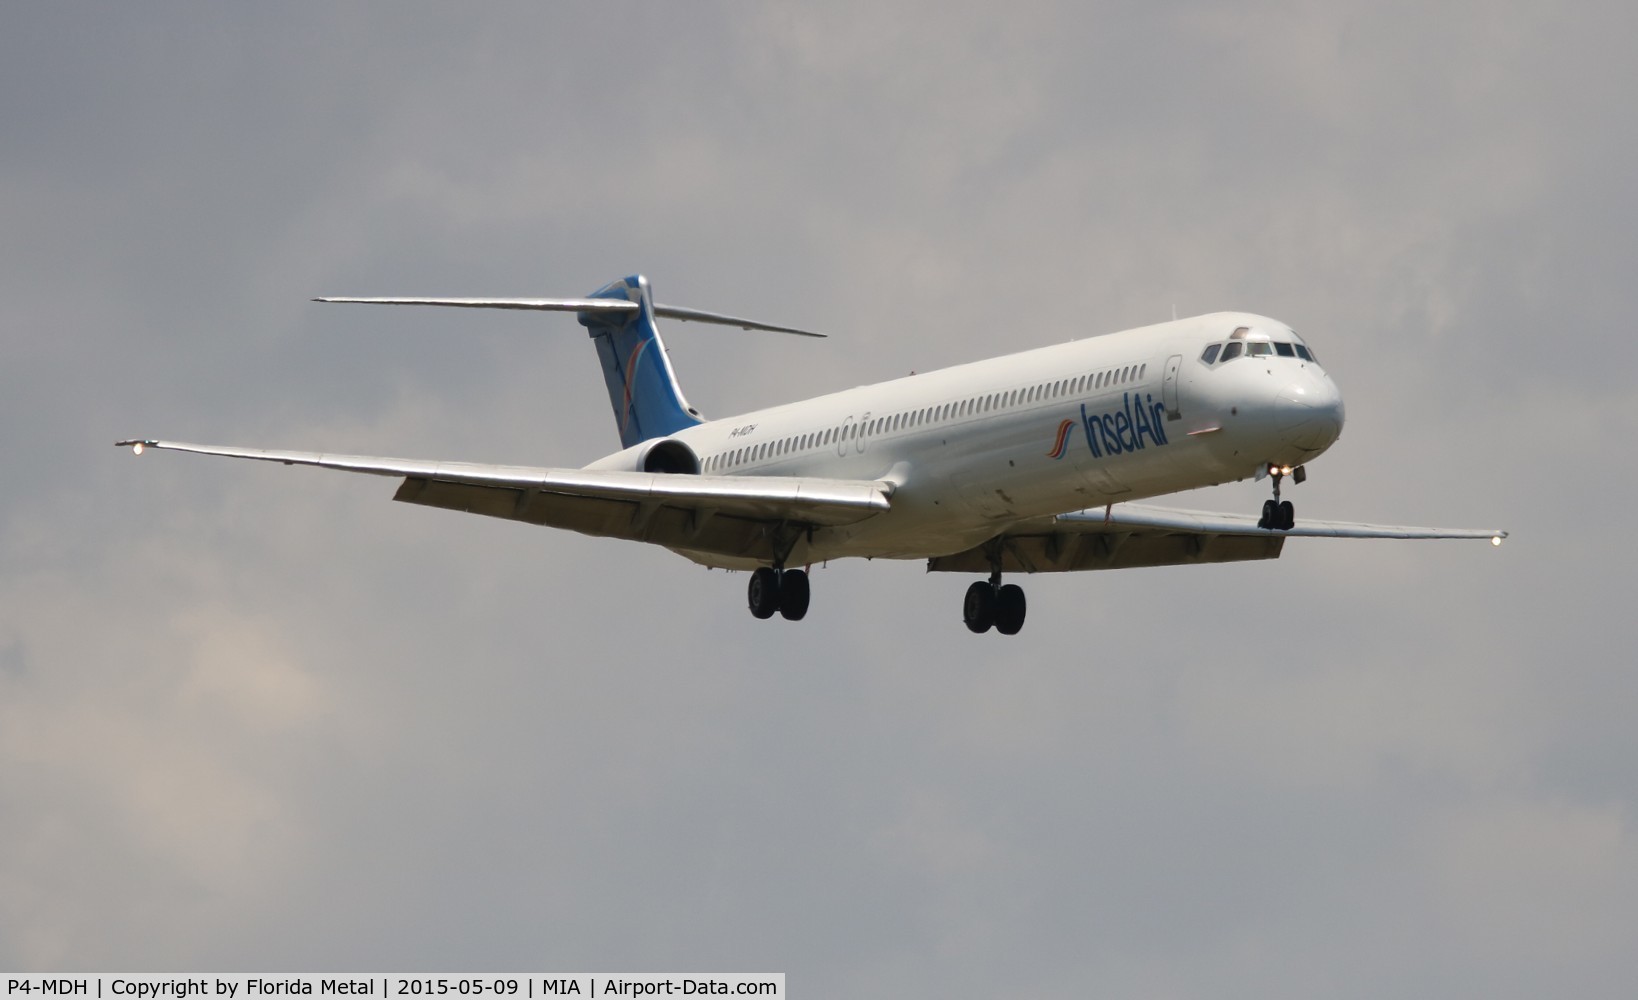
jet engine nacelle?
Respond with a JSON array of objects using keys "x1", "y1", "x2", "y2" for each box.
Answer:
[{"x1": 590, "y1": 436, "x2": 701, "y2": 475}]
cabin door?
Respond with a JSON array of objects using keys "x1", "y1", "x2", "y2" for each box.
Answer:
[{"x1": 1161, "y1": 354, "x2": 1183, "y2": 421}]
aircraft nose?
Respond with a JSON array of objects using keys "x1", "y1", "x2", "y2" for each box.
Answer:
[{"x1": 1275, "y1": 374, "x2": 1345, "y2": 452}]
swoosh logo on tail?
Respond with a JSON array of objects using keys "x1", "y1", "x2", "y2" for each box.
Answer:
[{"x1": 620, "y1": 338, "x2": 652, "y2": 437}]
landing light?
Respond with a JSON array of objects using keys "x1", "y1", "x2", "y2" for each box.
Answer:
[
  {"x1": 1280, "y1": 465, "x2": 1293, "y2": 475},
  {"x1": 132, "y1": 442, "x2": 144, "y2": 455},
  {"x1": 1492, "y1": 536, "x2": 1503, "y2": 546}
]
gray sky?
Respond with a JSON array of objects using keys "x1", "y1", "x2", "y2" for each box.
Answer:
[{"x1": 3, "y1": 2, "x2": 1635, "y2": 996}]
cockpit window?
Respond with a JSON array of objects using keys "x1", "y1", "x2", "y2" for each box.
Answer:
[{"x1": 1205, "y1": 325, "x2": 1323, "y2": 368}]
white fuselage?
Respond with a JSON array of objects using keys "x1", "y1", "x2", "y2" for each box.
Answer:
[{"x1": 586, "y1": 312, "x2": 1345, "y2": 568}]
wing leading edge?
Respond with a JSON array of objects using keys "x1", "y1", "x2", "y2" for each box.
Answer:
[
  {"x1": 115, "y1": 439, "x2": 890, "y2": 563},
  {"x1": 927, "y1": 501, "x2": 1506, "y2": 574}
]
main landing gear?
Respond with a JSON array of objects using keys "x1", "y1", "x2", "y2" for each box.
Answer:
[
  {"x1": 963, "y1": 568, "x2": 1027, "y2": 636},
  {"x1": 747, "y1": 565, "x2": 810, "y2": 621},
  {"x1": 1257, "y1": 463, "x2": 1305, "y2": 531}
]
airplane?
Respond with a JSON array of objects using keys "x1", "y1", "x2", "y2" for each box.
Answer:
[{"x1": 117, "y1": 274, "x2": 1507, "y2": 635}]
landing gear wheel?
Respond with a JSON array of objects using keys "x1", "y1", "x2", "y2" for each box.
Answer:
[
  {"x1": 1261, "y1": 466, "x2": 1297, "y2": 530},
  {"x1": 963, "y1": 581, "x2": 996, "y2": 633},
  {"x1": 994, "y1": 583, "x2": 1027, "y2": 635},
  {"x1": 779, "y1": 569, "x2": 810, "y2": 621},
  {"x1": 747, "y1": 566, "x2": 781, "y2": 619}
]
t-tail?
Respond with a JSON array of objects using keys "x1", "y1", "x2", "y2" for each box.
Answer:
[
  {"x1": 314, "y1": 273, "x2": 825, "y2": 449},
  {"x1": 582, "y1": 275, "x2": 701, "y2": 448}
]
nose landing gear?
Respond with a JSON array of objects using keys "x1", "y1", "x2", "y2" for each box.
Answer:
[{"x1": 1257, "y1": 463, "x2": 1304, "y2": 531}]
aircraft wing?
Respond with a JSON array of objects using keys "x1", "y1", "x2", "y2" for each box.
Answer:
[
  {"x1": 115, "y1": 439, "x2": 891, "y2": 560},
  {"x1": 1060, "y1": 503, "x2": 1507, "y2": 541},
  {"x1": 927, "y1": 501, "x2": 1507, "y2": 574}
]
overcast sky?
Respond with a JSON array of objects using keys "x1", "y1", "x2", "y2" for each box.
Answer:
[{"x1": 3, "y1": 2, "x2": 1635, "y2": 996}]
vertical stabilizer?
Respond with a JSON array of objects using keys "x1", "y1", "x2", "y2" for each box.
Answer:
[{"x1": 580, "y1": 275, "x2": 703, "y2": 448}]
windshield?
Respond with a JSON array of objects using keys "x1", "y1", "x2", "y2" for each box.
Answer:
[{"x1": 1200, "y1": 325, "x2": 1321, "y2": 367}]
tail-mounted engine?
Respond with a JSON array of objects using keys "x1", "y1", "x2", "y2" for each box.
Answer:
[{"x1": 637, "y1": 437, "x2": 700, "y2": 475}]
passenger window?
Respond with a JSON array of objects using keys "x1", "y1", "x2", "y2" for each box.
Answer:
[
  {"x1": 1202, "y1": 344, "x2": 1221, "y2": 364},
  {"x1": 1274, "y1": 342, "x2": 1295, "y2": 357},
  {"x1": 1221, "y1": 342, "x2": 1243, "y2": 361}
]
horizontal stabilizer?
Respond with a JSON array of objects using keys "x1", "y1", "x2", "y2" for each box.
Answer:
[
  {"x1": 314, "y1": 296, "x2": 637, "y2": 314},
  {"x1": 314, "y1": 296, "x2": 825, "y2": 337},
  {"x1": 651, "y1": 305, "x2": 825, "y2": 337}
]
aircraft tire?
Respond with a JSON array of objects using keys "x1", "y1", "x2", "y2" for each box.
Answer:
[
  {"x1": 779, "y1": 569, "x2": 810, "y2": 621},
  {"x1": 1260, "y1": 499, "x2": 1276, "y2": 529},
  {"x1": 748, "y1": 566, "x2": 781, "y2": 619},
  {"x1": 1278, "y1": 500, "x2": 1295, "y2": 531},
  {"x1": 995, "y1": 584, "x2": 1027, "y2": 635},
  {"x1": 963, "y1": 581, "x2": 996, "y2": 633}
]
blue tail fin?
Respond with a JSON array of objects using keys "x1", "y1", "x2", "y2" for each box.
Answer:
[{"x1": 580, "y1": 275, "x2": 703, "y2": 448}]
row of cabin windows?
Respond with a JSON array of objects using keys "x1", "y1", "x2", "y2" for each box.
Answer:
[{"x1": 702, "y1": 362, "x2": 1149, "y2": 472}]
